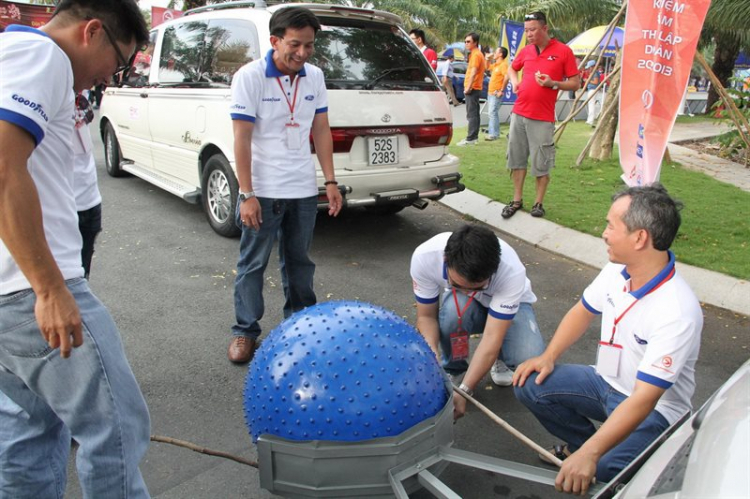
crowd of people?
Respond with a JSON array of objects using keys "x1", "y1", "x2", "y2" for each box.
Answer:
[{"x1": 0, "y1": 3, "x2": 703, "y2": 498}]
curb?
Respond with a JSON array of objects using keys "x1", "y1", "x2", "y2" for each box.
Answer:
[{"x1": 440, "y1": 189, "x2": 750, "y2": 316}]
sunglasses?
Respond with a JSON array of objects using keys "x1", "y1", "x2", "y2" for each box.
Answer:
[
  {"x1": 101, "y1": 23, "x2": 134, "y2": 74},
  {"x1": 524, "y1": 13, "x2": 546, "y2": 22}
]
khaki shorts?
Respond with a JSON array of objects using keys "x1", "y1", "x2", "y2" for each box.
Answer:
[{"x1": 506, "y1": 113, "x2": 556, "y2": 177}]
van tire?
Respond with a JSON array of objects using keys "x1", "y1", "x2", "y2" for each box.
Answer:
[
  {"x1": 104, "y1": 122, "x2": 127, "y2": 177},
  {"x1": 201, "y1": 154, "x2": 241, "y2": 238}
]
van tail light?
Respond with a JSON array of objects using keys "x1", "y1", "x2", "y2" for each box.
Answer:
[{"x1": 311, "y1": 124, "x2": 454, "y2": 153}]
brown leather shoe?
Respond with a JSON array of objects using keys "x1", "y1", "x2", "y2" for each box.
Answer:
[{"x1": 228, "y1": 336, "x2": 256, "y2": 364}]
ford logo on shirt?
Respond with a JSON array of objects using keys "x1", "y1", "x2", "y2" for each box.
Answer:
[{"x1": 304, "y1": 95, "x2": 314, "y2": 101}]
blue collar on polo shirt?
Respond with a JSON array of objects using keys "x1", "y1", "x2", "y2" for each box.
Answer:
[
  {"x1": 5, "y1": 25, "x2": 51, "y2": 39},
  {"x1": 264, "y1": 49, "x2": 307, "y2": 78},
  {"x1": 621, "y1": 250, "x2": 676, "y2": 299}
]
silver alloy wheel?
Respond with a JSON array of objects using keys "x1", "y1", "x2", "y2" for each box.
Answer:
[{"x1": 206, "y1": 168, "x2": 232, "y2": 224}]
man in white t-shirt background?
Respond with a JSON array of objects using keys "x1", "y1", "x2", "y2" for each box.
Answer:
[
  {"x1": 410, "y1": 225, "x2": 545, "y2": 420},
  {"x1": 228, "y1": 7, "x2": 343, "y2": 364},
  {"x1": 0, "y1": 0, "x2": 151, "y2": 496},
  {"x1": 513, "y1": 184, "x2": 703, "y2": 495}
]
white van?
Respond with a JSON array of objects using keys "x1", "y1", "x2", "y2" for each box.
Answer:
[{"x1": 100, "y1": 1, "x2": 463, "y2": 237}]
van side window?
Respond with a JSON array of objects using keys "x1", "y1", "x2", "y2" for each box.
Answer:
[
  {"x1": 159, "y1": 21, "x2": 208, "y2": 84},
  {"x1": 123, "y1": 30, "x2": 157, "y2": 88},
  {"x1": 203, "y1": 19, "x2": 259, "y2": 86}
]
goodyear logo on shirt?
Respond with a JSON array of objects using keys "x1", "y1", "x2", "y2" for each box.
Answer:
[
  {"x1": 262, "y1": 97, "x2": 281, "y2": 102},
  {"x1": 12, "y1": 94, "x2": 49, "y2": 122}
]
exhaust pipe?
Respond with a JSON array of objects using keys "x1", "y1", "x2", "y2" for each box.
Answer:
[{"x1": 412, "y1": 199, "x2": 430, "y2": 210}]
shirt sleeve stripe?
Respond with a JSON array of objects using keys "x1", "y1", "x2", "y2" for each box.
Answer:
[
  {"x1": 0, "y1": 109, "x2": 44, "y2": 146},
  {"x1": 488, "y1": 309, "x2": 515, "y2": 321},
  {"x1": 230, "y1": 113, "x2": 255, "y2": 123},
  {"x1": 581, "y1": 296, "x2": 601, "y2": 315},
  {"x1": 637, "y1": 371, "x2": 673, "y2": 389},
  {"x1": 315, "y1": 107, "x2": 328, "y2": 114},
  {"x1": 415, "y1": 294, "x2": 439, "y2": 305}
]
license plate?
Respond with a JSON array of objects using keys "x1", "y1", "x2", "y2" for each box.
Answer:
[{"x1": 367, "y1": 136, "x2": 398, "y2": 166}]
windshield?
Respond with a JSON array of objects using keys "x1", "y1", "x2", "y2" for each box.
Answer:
[{"x1": 309, "y1": 18, "x2": 439, "y2": 91}]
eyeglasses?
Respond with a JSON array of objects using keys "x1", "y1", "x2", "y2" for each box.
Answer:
[
  {"x1": 447, "y1": 270, "x2": 491, "y2": 293},
  {"x1": 101, "y1": 23, "x2": 132, "y2": 74}
]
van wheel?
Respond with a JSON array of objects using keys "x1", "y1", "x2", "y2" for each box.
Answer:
[
  {"x1": 104, "y1": 122, "x2": 127, "y2": 177},
  {"x1": 365, "y1": 204, "x2": 406, "y2": 216},
  {"x1": 201, "y1": 154, "x2": 240, "y2": 238}
]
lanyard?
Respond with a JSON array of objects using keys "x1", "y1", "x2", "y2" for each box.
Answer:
[
  {"x1": 452, "y1": 288, "x2": 477, "y2": 332},
  {"x1": 608, "y1": 267, "x2": 675, "y2": 344},
  {"x1": 275, "y1": 76, "x2": 301, "y2": 123}
]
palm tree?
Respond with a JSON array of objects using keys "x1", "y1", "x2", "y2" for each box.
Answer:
[{"x1": 500, "y1": 0, "x2": 622, "y2": 42}]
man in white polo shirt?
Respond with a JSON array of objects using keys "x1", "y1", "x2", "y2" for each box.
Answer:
[
  {"x1": 513, "y1": 184, "x2": 702, "y2": 495},
  {"x1": 411, "y1": 225, "x2": 545, "y2": 420},
  {"x1": 228, "y1": 7, "x2": 342, "y2": 363},
  {"x1": 0, "y1": 1, "x2": 151, "y2": 496}
]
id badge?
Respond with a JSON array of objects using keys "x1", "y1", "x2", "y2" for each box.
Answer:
[
  {"x1": 450, "y1": 330, "x2": 469, "y2": 361},
  {"x1": 596, "y1": 342, "x2": 621, "y2": 377},
  {"x1": 285, "y1": 122, "x2": 301, "y2": 150}
]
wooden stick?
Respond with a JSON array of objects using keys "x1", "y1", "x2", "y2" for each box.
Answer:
[
  {"x1": 150, "y1": 434, "x2": 259, "y2": 468},
  {"x1": 555, "y1": 65, "x2": 621, "y2": 141},
  {"x1": 452, "y1": 384, "x2": 563, "y2": 467}
]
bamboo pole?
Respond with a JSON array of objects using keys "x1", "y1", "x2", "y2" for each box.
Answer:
[
  {"x1": 453, "y1": 385, "x2": 563, "y2": 467},
  {"x1": 576, "y1": 84, "x2": 621, "y2": 165},
  {"x1": 555, "y1": 65, "x2": 621, "y2": 139}
]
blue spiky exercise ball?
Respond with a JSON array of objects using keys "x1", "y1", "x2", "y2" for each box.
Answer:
[{"x1": 244, "y1": 300, "x2": 450, "y2": 442}]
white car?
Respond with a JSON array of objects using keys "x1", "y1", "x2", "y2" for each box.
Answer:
[
  {"x1": 593, "y1": 359, "x2": 750, "y2": 499},
  {"x1": 99, "y1": 2, "x2": 463, "y2": 237}
]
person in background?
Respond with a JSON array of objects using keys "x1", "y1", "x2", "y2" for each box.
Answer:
[
  {"x1": 437, "y1": 48, "x2": 459, "y2": 106},
  {"x1": 409, "y1": 28, "x2": 437, "y2": 70},
  {"x1": 503, "y1": 11, "x2": 579, "y2": 218},
  {"x1": 456, "y1": 32, "x2": 486, "y2": 146},
  {"x1": 73, "y1": 93, "x2": 102, "y2": 279},
  {"x1": 513, "y1": 184, "x2": 702, "y2": 495},
  {"x1": 485, "y1": 46, "x2": 509, "y2": 141},
  {"x1": 584, "y1": 60, "x2": 603, "y2": 127}
]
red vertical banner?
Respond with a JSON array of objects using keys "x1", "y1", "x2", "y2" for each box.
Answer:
[
  {"x1": 619, "y1": 0, "x2": 711, "y2": 186},
  {"x1": 0, "y1": 1, "x2": 54, "y2": 30},
  {"x1": 152, "y1": 6, "x2": 183, "y2": 28}
]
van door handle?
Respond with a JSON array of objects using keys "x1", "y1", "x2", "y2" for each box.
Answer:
[{"x1": 140, "y1": 92, "x2": 148, "y2": 99}]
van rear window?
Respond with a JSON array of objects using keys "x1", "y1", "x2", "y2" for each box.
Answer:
[{"x1": 310, "y1": 18, "x2": 439, "y2": 91}]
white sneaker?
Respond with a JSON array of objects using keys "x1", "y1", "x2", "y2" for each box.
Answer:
[
  {"x1": 490, "y1": 359, "x2": 513, "y2": 386},
  {"x1": 456, "y1": 139, "x2": 478, "y2": 146}
]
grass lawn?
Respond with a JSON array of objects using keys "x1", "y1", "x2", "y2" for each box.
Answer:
[{"x1": 449, "y1": 121, "x2": 750, "y2": 280}]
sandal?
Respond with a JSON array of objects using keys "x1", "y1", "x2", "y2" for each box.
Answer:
[
  {"x1": 539, "y1": 444, "x2": 571, "y2": 465},
  {"x1": 501, "y1": 199, "x2": 523, "y2": 219},
  {"x1": 530, "y1": 202, "x2": 545, "y2": 218}
]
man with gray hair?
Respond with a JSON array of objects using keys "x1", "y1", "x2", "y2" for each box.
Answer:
[{"x1": 513, "y1": 184, "x2": 703, "y2": 494}]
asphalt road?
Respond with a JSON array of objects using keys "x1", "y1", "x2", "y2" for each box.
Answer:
[{"x1": 62, "y1": 122, "x2": 748, "y2": 498}]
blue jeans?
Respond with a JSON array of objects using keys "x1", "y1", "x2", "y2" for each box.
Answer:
[
  {"x1": 233, "y1": 196, "x2": 318, "y2": 339},
  {"x1": 438, "y1": 292, "x2": 544, "y2": 374},
  {"x1": 514, "y1": 364, "x2": 670, "y2": 482},
  {"x1": 0, "y1": 278, "x2": 150, "y2": 498},
  {"x1": 487, "y1": 94, "x2": 501, "y2": 138}
]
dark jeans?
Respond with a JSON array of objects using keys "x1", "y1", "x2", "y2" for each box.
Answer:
[
  {"x1": 232, "y1": 196, "x2": 318, "y2": 339},
  {"x1": 514, "y1": 364, "x2": 670, "y2": 482},
  {"x1": 465, "y1": 91, "x2": 481, "y2": 141},
  {"x1": 78, "y1": 203, "x2": 102, "y2": 279}
]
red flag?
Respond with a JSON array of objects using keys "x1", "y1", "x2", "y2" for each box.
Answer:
[
  {"x1": 619, "y1": 0, "x2": 711, "y2": 186},
  {"x1": 152, "y1": 6, "x2": 183, "y2": 28}
]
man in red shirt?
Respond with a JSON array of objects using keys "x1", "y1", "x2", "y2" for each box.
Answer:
[
  {"x1": 409, "y1": 28, "x2": 437, "y2": 70},
  {"x1": 503, "y1": 11, "x2": 579, "y2": 218},
  {"x1": 457, "y1": 32, "x2": 486, "y2": 146}
]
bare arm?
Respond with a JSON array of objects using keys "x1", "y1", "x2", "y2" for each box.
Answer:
[
  {"x1": 0, "y1": 121, "x2": 82, "y2": 358},
  {"x1": 415, "y1": 301, "x2": 441, "y2": 358},
  {"x1": 535, "y1": 73, "x2": 581, "y2": 92},
  {"x1": 513, "y1": 300, "x2": 595, "y2": 386},
  {"x1": 508, "y1": 66, "x2": 520, "y2": 93},
  {"x1": 556, "y1": 381, "x2": 666, "y2": 495},
  {"x1": 232, "y1": 119, "x2": 262, "y2": 230},
  {"x1": 311, "y1": 112, "x2": 342, "y2": 216}
]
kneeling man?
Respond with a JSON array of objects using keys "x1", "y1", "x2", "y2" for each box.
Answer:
[
  {"x1": 513, "y1": 184, "x2": 702, "y2": 494},
  {"x1": 411, "y1": 225, "x2": 545, "y2": 419}
]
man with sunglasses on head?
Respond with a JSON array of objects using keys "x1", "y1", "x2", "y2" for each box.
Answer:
[
  {"x1": 410, "y1": 225, "x2": 545, "y2": 420},
  {"x1": 0, "y1": 1, "x2": 151, "y2": 497},
  {"x1": 502, "y1": 11, "x2": 580, "y2": 219}
]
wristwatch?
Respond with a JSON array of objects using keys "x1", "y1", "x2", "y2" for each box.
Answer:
[
  {"x1": 552, "y1": 81, "x2": 559, "y2": 90},
  {"x1": 239, "y1": 190, "x2": 256, "y2": 202},
  {"x1": 458, "y1": 383, "x2": 474, "y2": 397}
]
